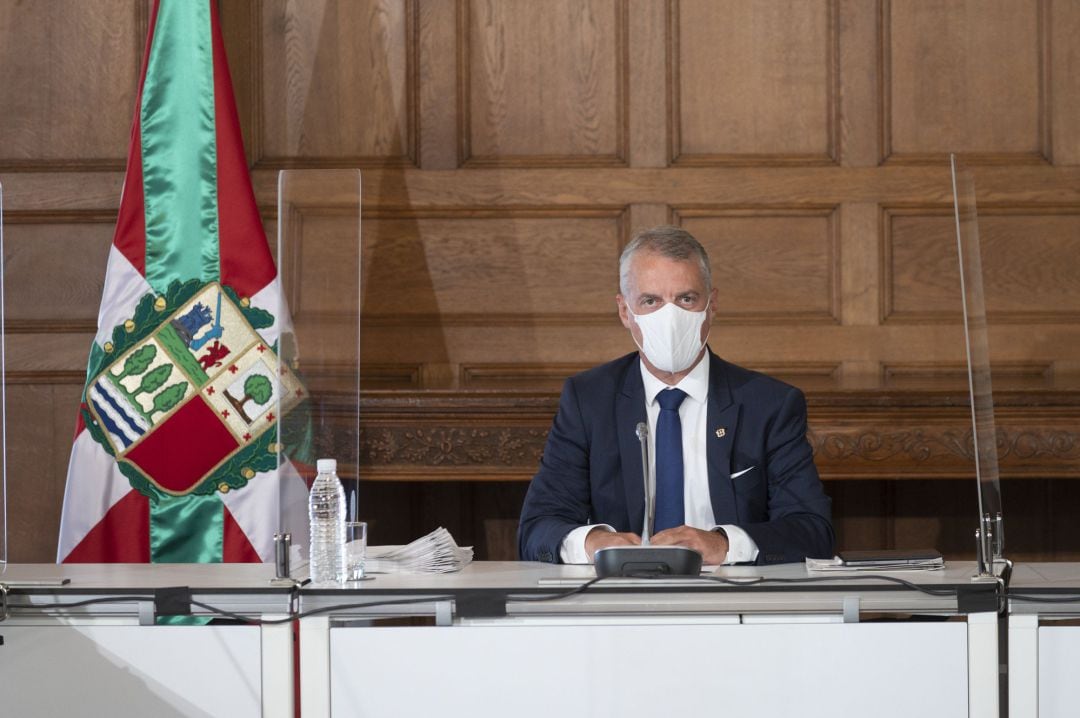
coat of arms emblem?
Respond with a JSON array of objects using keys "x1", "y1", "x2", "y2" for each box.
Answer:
[{"x1": 83, "y1": 280, "x2": 305, "y2": 499}]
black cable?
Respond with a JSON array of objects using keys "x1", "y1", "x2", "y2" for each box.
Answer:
[
  {"x1": 506, "y1": 572, "x2": 963, "y2": 603},
  {"x1": 697, "y1": 573, "x2": 961, "y2": 597},
  {"x1": 189, "y1": 595, "x2": 457, "y2": 625},
  {"x1": 1008, "y1": 593, "x2": 1080, "y2": 604},
  {"x1": 1, "y1": 593, "x2": 459, "y2": 626},
  {"x1": 506, "y1": 576, "x2": 606, "y2": 602},
  {"x1": 3, "y1": 594, "x2": 156, "y2": 611},
  {"x1": 0, "y1": 572, "x2": 977, "y2": 625}
]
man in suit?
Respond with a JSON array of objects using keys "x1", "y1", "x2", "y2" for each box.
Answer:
[{"x1": 518, "y1": 226, "x2": 834, "y2": 565}]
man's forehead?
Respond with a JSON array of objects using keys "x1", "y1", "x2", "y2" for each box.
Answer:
[{"x1": 626, "y1": 252, "x2": 707, "y2": 292}]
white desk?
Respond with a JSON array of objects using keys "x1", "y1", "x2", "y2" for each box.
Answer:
[
  {"x1": 1008, "y1": 562, "x2": 1080, "y2": 718},
  {"x1": 298, "y1": 561, "x2": 999, "y2": 718},
  {"x1": 0, "y1": 563, "x2": 295, "y2": 718}
]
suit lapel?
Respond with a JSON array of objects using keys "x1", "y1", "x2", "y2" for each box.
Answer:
[
  {"x1": 706, "y1": 354, "x2": 741, "y2": 524},
  {"x1": 616, "y1": 358, "x2": 648, "y2": 534}
]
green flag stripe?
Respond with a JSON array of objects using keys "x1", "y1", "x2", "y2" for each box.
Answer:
[
  {"x1": 140, "y1": 0, "x2": 221, "y2": 294},
  {"x1": 140, "y1": 2, "x2": 223, "y2": 564},
  {"x1": 150, "y1": 493, "x2": 224, "y2": 563}
]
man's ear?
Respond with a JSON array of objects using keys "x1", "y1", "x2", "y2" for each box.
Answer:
[{"x1": 616, "y1": 294, "x2": 632, "y2": 330}]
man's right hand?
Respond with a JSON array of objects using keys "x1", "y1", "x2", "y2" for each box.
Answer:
[{"x1": 584, "y1": 527, "x2": 641, "y2": 561}]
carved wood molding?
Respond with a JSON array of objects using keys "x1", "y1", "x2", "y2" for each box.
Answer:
[
  {"x1": 361, "y1": 425, "x2": 548, "y2": 469},
  {"x1": 809, "y1": 424, "x2": 1080, "y2": 478},
  {"x1": 355, "y1": 389, "x2": 1080, "y2": 481}
]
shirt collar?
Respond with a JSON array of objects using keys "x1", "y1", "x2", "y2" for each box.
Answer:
[{"x1": 639, "y1": 350, "x2": 710, "y2": 406}]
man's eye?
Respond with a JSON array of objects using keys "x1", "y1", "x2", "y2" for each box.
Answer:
[{"x1": 642, "y1": 297, "x2": 656, "y2": 306}]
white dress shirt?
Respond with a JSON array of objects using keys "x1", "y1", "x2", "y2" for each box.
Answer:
[{"x1": 559, "y1": 353, "x2": 760, "y2": 564}]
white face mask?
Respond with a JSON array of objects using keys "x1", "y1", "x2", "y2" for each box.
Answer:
[{"x1": 629, "y1": 301, "x2": 710, "y2": 373}]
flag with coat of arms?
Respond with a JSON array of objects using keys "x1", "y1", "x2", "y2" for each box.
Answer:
[{"x1": 58, "y1": 0, "x2": 310, "y2": 563}]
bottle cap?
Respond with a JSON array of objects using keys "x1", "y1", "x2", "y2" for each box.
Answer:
[{"x1": 316, "y1": 458, "x2": 337, "y2": 473}]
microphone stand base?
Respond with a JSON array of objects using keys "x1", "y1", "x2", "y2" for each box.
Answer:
[{"x1": 594, "y1": 545, "x2": 703, "y2": 578}]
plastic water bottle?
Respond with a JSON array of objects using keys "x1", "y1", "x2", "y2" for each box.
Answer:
[{"x1": 308, "y1": 458, "x2": 346, "y2": 584}]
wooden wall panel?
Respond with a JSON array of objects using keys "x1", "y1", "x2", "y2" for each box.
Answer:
[
  {"x1": 885, "y1": 207, "x2": 1080, "y2": 322},
  {"x1": 6, "y1": 383, "x2": 83, "y2": 562},
  {"x1": 676, "y1": 208, "x2": 839, "y2": 322},
  {"x1": 891, "y1": 479, "x2": 977, "y2": 556},
  {"x1": 416, "y1": 0, "x2": 459, "y2": 169},
  {"x1": 828, "y1": 479, "x2": 1079, "y2": 560},
  {"x1": 5, "y1": 334, "x2": 94, "y2": 383},
  {"x1": 1049, "y1": 0, "x2": 1080, "y2": 165},
  {"x1": 281, "y1": 207, "x2": 361, "y2": 321},
  {"x1": 462, "y1": 0, "x2": 627, "y2": 166},
  {"x1": 461, "y1": 363, "x2": 594, "y2": 390},
  {"x1": 884, "y1": 362, "x2": 1052, "y2": 389},
  {"x1": 258, "y1": 0, "x2": 415, "y2": 165},
  {"x1": 0, "y1": 0, "x2": 142, "y2": 168},
  {"x1": 360, "y1": 363, "x2": 422, "y2": 389},
  {"x1": 3, "y1": 215, "x2": 112, "y2": 331},
  {"x1": 884, "y1": 0, "x2": 1047, "y2": 162},
  {"x1": 673, "y1": 0, "x2": 836, "y2": 164},
  {"x1": 360, "y1": 211, "x2": 625, "y2": 322}
]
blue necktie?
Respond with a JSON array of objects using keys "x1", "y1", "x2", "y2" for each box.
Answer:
[{"x1": 653, "y1": 388, "x2": 687, "y2": 533}]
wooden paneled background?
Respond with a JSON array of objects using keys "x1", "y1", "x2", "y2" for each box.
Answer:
[{"x1": 4, "y1": 0, "x2": 1080, "y2": 563}]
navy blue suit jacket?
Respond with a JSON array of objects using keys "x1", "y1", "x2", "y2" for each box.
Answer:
[{"x1": 518, "y1": 351, "x2": 834, "y2": 564}]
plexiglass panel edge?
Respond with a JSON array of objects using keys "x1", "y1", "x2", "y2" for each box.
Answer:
[
  {"x1": 274, "y1": 170, "x2": 361, "y2": 576},
  {"x1": 950, "y1": 154, "x2": 1004, "y2": 567}
]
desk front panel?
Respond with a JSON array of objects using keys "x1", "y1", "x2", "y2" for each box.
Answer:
[
  {"x1": 0, "y1": 621, "x2": 264, "y2": 717},
  {"x1": 328, "y1": 620, "x2": 969, "y2": 718}
]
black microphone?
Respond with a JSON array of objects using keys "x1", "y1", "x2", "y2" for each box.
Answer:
[{"x1": 593, "y1": 421, "x2": 703, "y2": 578}]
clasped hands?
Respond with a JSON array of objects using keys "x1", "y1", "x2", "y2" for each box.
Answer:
[{"x1": 584, "y1": 525, "x2": 728, "y2": 565}]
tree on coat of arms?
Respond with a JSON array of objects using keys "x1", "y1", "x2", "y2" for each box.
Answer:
[{"x1": 225, "y1": 374, "x2": 273, "y2": 424}]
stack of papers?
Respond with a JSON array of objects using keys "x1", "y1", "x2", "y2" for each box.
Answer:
[
  {"x1": 806, "y1": 555, "x2": 945, "y2": 572},
  {"x1": 365, "y1": 527, "x2": 473, "y2": 573}
]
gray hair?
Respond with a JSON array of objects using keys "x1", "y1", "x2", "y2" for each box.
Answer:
[{"x1": 618, "y1": 225, "x2": 712, "y2": 295}]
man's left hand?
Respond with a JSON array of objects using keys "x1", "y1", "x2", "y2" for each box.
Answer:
[{"x1": 650, "y1": 526, "x2": 728, "y2": 565}]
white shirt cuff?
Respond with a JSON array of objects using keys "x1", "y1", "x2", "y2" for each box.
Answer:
[
  {"x1": 713, "y1": 524, "x2": 759, "y2": 564},
  {"x1": 560, "y1": 524, "x2": 615, "y2": 564}
]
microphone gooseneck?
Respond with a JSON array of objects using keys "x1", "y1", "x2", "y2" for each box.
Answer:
[{"x1": 636, "y1": 421, "x2": 652, "y2": 545}]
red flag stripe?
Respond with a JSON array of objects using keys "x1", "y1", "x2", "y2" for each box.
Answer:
[
  {"x1": 64, "y1": 490, "x2": 150, "y2": 563},
  {"x1": 223, "y1": 504, "x2": 262, "y2": 562},
  {"x1": 72, "y1": 404, "x2": 87, "y2": 442},
  {"x1": 210, "y1": 0, "x2": 277, "y2": 298},
  {"x1": 110, "y1": 0, "x2": 161, "y2": 276}
]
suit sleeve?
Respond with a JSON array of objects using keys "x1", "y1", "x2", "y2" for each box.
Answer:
[
  {"x1": 518, "y1": 378, "x2": 595, "y2": 563},
  {"x1": 740, "y1": 387, "x2": 835, "y2": 564}
]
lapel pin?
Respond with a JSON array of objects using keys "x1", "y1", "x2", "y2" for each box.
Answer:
[{"x1": 715, "y1": 427, "x2": 726, "y2": 438}]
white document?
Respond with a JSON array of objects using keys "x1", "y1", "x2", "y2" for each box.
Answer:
[
  {"x1": 365, "y1": 527, "x2": 474, "y2": 573},
  {"x1": 806, "y1": 556, "x2": 945, "y2": 572}
]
